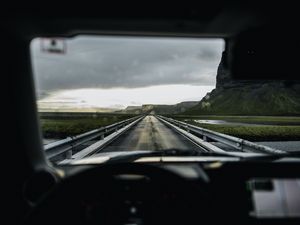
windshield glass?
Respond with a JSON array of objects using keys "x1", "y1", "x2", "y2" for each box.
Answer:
[{"x1": 30, "y1": 36, "x2": 300, "y2": 164}]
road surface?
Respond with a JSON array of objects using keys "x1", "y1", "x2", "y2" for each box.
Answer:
[{"x1": 101, "y1": 115, "x2": 201, "y2": 152}]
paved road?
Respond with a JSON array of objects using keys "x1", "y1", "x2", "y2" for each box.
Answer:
[{"x1": 101, "y1": 115, "x2": 201, "y2": 152}]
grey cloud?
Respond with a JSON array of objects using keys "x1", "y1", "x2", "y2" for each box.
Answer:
[{"x1": 31, "y1": 36, "x2": 224, "y2": 94}]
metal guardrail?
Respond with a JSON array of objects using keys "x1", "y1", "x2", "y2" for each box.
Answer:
[
  {"x1": 157, "y1": 115, "x2": 287, "y2": 154},
  {"x1": 156, "y1": 116, "x2": 227, "y2": 153},
  {"x1": 44, "y1": 115, "x2": 143, "y2": 161},
  {"x1": 66, "y1": 116, "x2": 144, "y2": 161}
]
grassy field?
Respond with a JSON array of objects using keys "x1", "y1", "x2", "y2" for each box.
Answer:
[
  {"x1": 40, "y1": 113, "x2": 300, "y2": 141},
  {"x1": 39, "y1": 112, "x2": 135, "y2": 139},
  {"x1": 170, "y1": 115, "x2": 300, "y2": 141}
]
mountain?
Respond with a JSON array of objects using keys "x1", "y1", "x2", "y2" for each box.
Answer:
[
  {"x1": 119, "y1": 101, "x2": 199, "y2": 114},
  {"x1": 185, "y1": 51, "x2": 300, "y2": 116}
]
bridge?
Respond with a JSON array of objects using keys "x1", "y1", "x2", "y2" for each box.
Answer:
[{"x1": 44, "y1": 115, "x2": 287, "y2": 164}]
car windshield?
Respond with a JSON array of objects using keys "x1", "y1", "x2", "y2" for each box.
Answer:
[{"x1": 30, "y1": 35, "x2": 300, "y2": 164}]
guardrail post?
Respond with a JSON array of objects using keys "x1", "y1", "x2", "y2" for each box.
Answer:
[
  {"x1": 101, "y1": 133, "x2": 104, "y2": 140},
  {"x1": 203, "y1": 136, "x2": 207, "y2": 141},
  {"x1": 185, "y1": 126, "x2": 190, "y2": 133},
  {"x1": 65, "y1": 150, "x2": 72, "y2": 159}
]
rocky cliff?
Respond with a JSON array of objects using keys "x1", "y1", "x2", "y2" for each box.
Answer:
[{"x1": 185, "y1": 51, "x2": 300, "y2": 116}]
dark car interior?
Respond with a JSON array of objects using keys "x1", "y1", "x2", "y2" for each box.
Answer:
[{"x1": 2, "y1": 2, "x2": 300, "y2": 225}]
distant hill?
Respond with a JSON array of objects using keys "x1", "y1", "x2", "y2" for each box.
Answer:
[
  {"x1": 184, "y1": 51, "x2": 300, "y2": 116},
  {"x1": 119, "y1": 101, "x2": 199, "y2": 114}
]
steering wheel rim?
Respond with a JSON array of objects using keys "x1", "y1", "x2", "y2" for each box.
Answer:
[{"x1": 25, "y1": 163, "x2": 209, "y2": 225}]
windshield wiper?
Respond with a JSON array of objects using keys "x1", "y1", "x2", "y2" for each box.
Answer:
[
  {"x1": 103, "y1": 149, "x2": 238, "y2": 164},
  {"x1": 104, "y1": 149, "x2": 300, "y2": 164},
  {"x1": 239, "y1": 151, "x2": 300, "y2": 162},
  {"x1": 285, "y1": 151, "x2": 300, "y2": 156}
]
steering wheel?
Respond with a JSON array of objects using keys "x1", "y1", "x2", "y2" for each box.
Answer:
[{"x1": 25, "y1": 163, "x2": 210, "y2": 225}]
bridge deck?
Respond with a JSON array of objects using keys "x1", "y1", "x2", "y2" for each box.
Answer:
[{"x1": 100, "y1": 115, "x2": 201, "y2": 152}]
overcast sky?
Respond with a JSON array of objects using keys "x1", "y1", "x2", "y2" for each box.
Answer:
[{"x1": 31, "y1": 36, "x2": 224, "y2": 110}]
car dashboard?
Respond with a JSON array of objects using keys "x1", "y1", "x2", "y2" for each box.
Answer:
[{"x1": 26, "y1": 160, "x2": 300, "y2": 225}]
